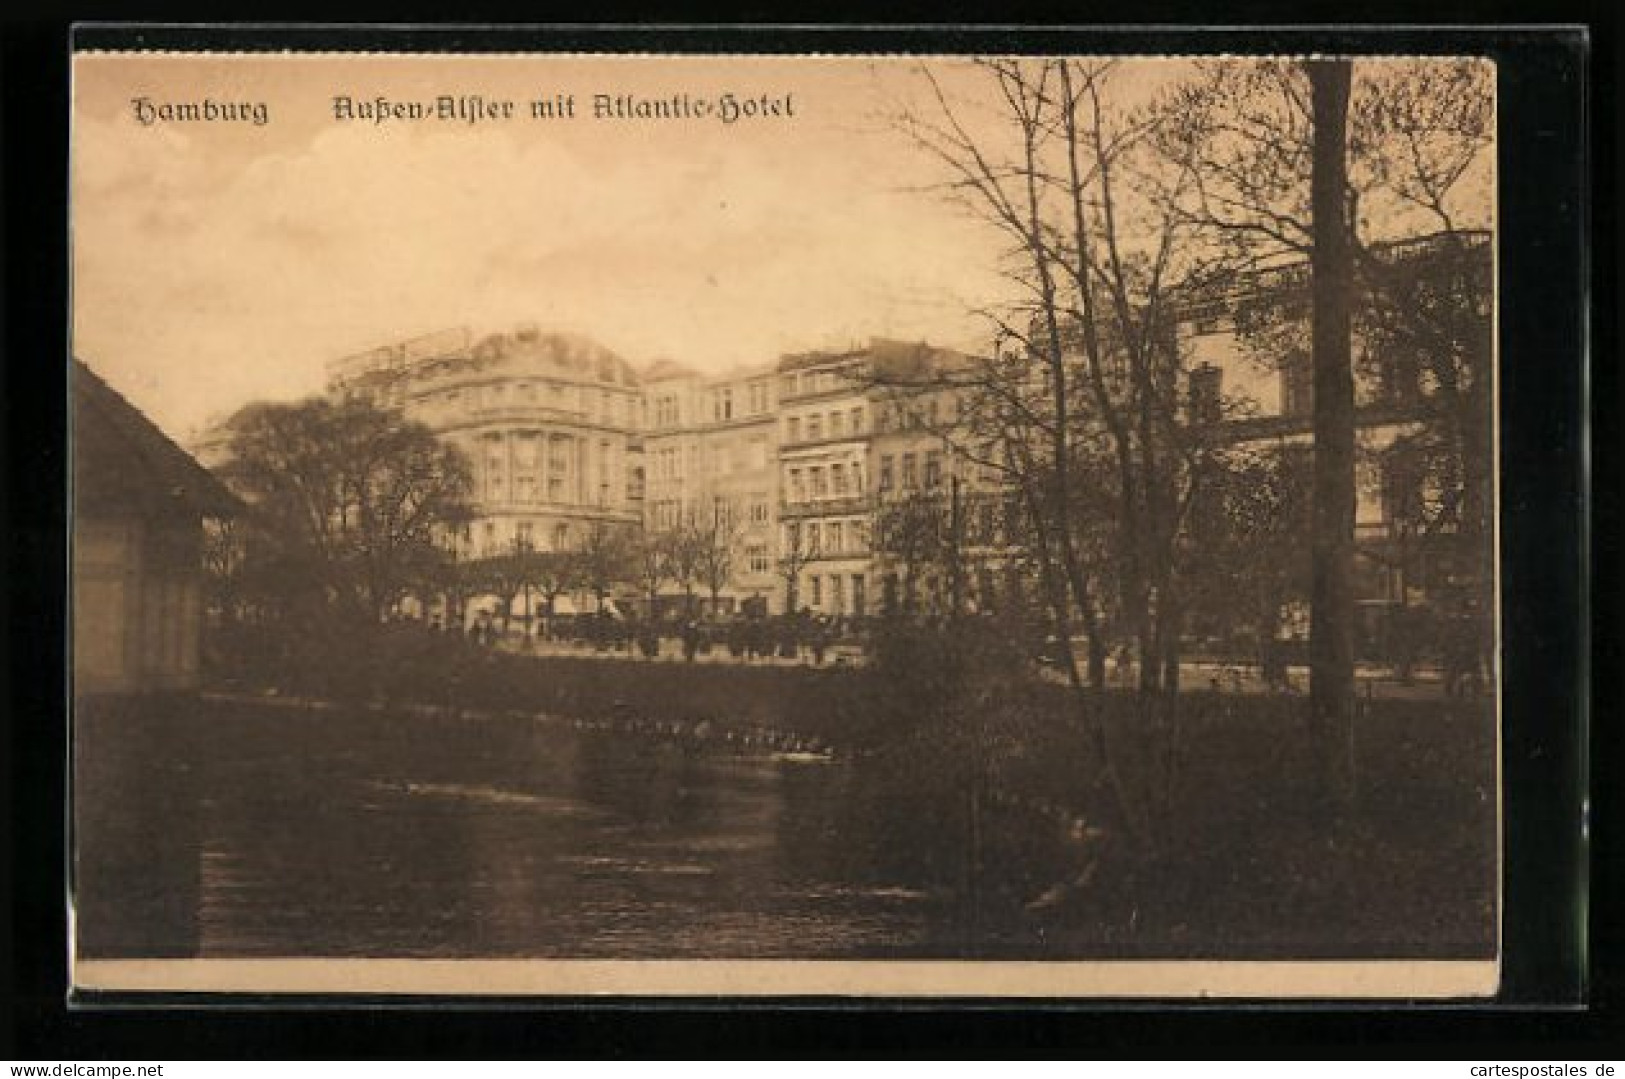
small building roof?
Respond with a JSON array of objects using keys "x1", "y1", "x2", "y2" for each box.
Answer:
[{"x1": 73, "y1": 359, "x2": 240, "y2": 519}]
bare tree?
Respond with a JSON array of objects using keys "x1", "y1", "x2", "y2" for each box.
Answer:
[
  {"x1": 528, "y1": 548, "x2": 582, "y2": 626},
  {"x1": 576, "y1": 521, "x2": 635, "y2": 614},
  {"x1": 658, "y1": 525, "x2": 700, "y2": 619},
  {"x1": 891, "y1": 58, "x2": 1232, "y2": 843},
  {"x1": 201, "y1": 516, "x2": 249, "y2": 623},
  {"x1": 872, "y1": 484, "x2": 961, "y2": 616},
  {"x1": 1350, "y1": 66, "x2": 1494, "y2": 679},
  {"x1": 776, "y1": 519, "x2": 818, "y2": 614},
  {"x1": 688, "y1": 496, "x2": 742, "y2": 616},
  {"x1": 630, "y1": 529, "x2": 676, "y2": 623},
  {"x1": 426, "y1": 530, "x2": 475, "y2": 632},
  {"x1": 471, "y1": 551, "x2": 524, "y2": 636},
  {"x1": 660, "y1": 495, "x2": 741, "y2": 619},
  {"x1": 1181, "y1": 443, "x2": 1314, "y2": 683}
]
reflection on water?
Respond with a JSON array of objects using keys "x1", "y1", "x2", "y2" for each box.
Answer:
[{"x1": 169, "y1": 708, "x2": 1020, "y2": 959}]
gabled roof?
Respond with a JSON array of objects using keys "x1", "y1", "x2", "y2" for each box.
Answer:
[{"x1": 73, "y1": 359, "x2": 240, "y2": 519}]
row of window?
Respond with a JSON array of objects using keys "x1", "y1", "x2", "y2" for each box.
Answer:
[
  {"x1": 786, "y1": 460, "x2": 866, "y2": 503},
  {"x1": 483, "y1": 438, "x2": 613, "y2": 478},
  {"x1": 780, "y1": 364, "x2": 862, "y2": 400},
  {"x1": 802, "y1": 571, "x2": 868, "y2": 617},
  {"x1": 711, "y1": 382, "x2": 772, "y2": 421},
  {"x1": 481, "y1": 433, "x2": 583, "y2": 473},
  {"x1": 426, "y1": 382, "x2": 638, "y2": 426},
  {"x1": 648, "y1": 495, "x2": 773, "y2": 532},
  {"x1": 650, "y1": 380, "x2": 774, "y2": 429},
  {"x1": 464, "y1": 519, "x2": 576, "y2": 557},
  {"x1": 876, "y1": 450, "x2": 946, "y2": 493},
  {"x1": 661, "y1": 388, "x2": 959, "y2": 446},
  {"x1": 785, "y1": 405, "x2": 865, "y2": 445},
  {"x1": 649, "y1": 436, "x2": 773, "y2": 481},
  {"x1": 486, "y1": 475, "x2": 615, "y2": 507},
  {"x1": 872, "y1": 498, "x2": 1013, "y2": 550},
  {"x1": 873, "y1": 393, "x2": 957, "y2": 434},
  {"x1": 788, "y1": 519, "x2": 870, "y2": 558},
  {"x1": 1191, "y1": 353, "x2": 1423, "y2": 425}
]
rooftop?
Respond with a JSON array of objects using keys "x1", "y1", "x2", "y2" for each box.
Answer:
[
  {"x1": 74, "y1": 359, "x2": 240, "y2": 519},
  {"x1": 469, "y1": 329, "x2": 642, "y2": 388}
]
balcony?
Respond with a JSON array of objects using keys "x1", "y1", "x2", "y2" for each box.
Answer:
[
  {"x1": 430, "y1": 401, "x2": 638, "y2": 432},
  {"x1": 780, "y1": 428, "x2": 871, "y2": 452},
  {"x1": 805, "y1": 542, "x2": 872, "y2": 562},
  {"x1": 780, "y1": 494, "x2": 873, "y2": 519}
]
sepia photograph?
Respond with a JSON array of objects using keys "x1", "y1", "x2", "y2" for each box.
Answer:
[{"x1": 69, "y1": 48, "x2": 1498, "y2": 997}]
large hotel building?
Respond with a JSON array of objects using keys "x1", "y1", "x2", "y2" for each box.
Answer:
[{"x1": 325, "y1": 326, "x2": 645, "y2": 562}]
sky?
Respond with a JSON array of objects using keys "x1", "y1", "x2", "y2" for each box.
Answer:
[
  {"x1": 72, "y1": 54, "x2": 1039, "y2": 440},
  {"x1": 71, "y1": 53, "x2": 1492, "y2": 442}
]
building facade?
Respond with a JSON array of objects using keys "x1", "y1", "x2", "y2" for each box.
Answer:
[
  {"x1": 867, "y1": 344, "x2": 1010, "y2": 616},
  {"x1": 296, "y1": 246, "x2": 1482, "y2": 656},
  {"x1": 1176, "y1": 232, "x2": 1493, "y2": 661},
  {"x1": 642, "y1": 360, "x2": 780, "y2": 613},
  {"x1": 74, "y1": 360, "x2": 239, "y2": 694},
  {"x1": 327, "y1": 326, "x2": 645, "y2": 562},
  {"x1": 775, "y1": 347, "x2": 878, "y2": 617}
]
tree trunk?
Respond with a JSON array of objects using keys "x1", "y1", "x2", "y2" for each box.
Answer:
[
  {"x1": 1086, "y1": 625, "x2": 1107, "y2": 689},
  {"x1": 1138, "y1": 621, "x2": 1159, "y2": 693},
  {"x1": 1308, "y1": 59, "x2": 1356, "y2": 805},
  {"x1": 1259, "y1": 590, "x2": 1284, "y2": 687},
  {"x1": 1161, "y1": 624, "x2": 1181, "y2": 693}
]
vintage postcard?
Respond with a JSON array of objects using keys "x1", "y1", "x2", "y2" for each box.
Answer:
[{"x1": 69, "y1": 44, "x2": 1499, "y2": 997}]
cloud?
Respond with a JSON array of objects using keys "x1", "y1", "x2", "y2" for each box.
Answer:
[{"x1": 72, "y1": 65, "x2": 1015, "y2": 438}]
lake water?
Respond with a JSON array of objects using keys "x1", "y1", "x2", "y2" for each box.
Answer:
[
  {"x1": 74, "y1": 693, "x2": 1498, "y2": 963},
  {"x1": 76, "y1": 700, "x2": 1076, "y2": 960}
]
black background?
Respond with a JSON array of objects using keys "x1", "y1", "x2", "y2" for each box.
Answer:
[{"x1": 5, "y1": 9, "x2": 1613, "y2": 1059}]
